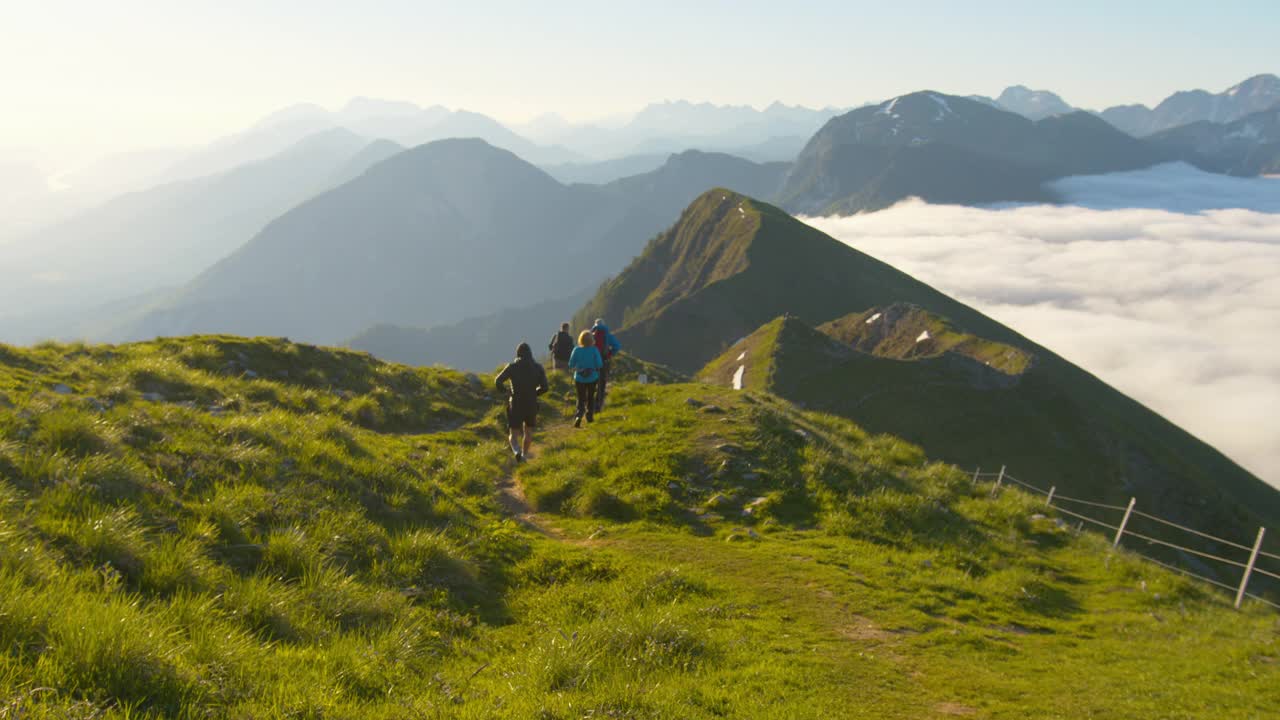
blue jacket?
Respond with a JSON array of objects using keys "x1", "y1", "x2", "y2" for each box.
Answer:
[
  {"x1": 568, "y1": 345, "x2": 603, "y2": 384},
  {"x1": 592, "y1": 322, "x2": 622, "y2": 358}
]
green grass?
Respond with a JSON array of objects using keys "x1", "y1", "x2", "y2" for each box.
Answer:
[
  {"x1": 819, "y1": 303, "x2": 1035, "y2": 376},
  {"x1": 574, "y1": 187, "x2": 1280, "y2": 554},
  {"x1": 0, "y1": 336, "x2": 1276, "y2": 718}
]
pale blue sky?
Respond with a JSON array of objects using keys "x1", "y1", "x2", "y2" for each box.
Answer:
[{"x1": 2, "y1": 0, "x2": 1277, "y2": 168}]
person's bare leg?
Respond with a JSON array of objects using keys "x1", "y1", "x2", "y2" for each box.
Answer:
[
  {"x1": 508, "y1": 428, "x2": 520, "y2": 456},
  {"x1": 522, "y1": 425, "x2": 533, "y2": 457}
]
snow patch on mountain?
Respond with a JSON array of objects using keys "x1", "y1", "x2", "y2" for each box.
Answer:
[{"x1": 803, "y1": 165, "x2": 1280, "y2": 485}]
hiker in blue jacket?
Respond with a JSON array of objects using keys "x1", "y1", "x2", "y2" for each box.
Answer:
[
  {"x1": 591, "y1": 319, "x2": 621, "y2": 412},
  {"x1": 568, "y1": 330, "x2": 604, "y2": 427}
]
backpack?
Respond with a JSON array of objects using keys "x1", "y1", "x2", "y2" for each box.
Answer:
[
  {"x1": 593, "y1": 328, "x2": 610, "y2": 359},
  {"x1": 552, "y1": 331, "x2": 573, "y2": 359}
]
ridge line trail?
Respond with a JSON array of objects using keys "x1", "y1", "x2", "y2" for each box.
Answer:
[
  {"x1": 490, "y1": 446, "x2": 953, "y2": 713},
  {"x1": 483, "y1": 399, "x2": 916, "y2": 653}
]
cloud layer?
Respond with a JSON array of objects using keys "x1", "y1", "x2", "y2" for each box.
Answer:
[{"x1": 804, "y1": 164, "x2": 1280, "y2": 487}]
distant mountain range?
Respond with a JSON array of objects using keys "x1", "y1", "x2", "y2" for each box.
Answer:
[
  {"x1": 777, "y1": 92, "x2": 1167, "y2": 215},
  {"x1": 598, "y1": 150, "x2": 789, "y2": 226},
  {"x1": 110, "y1": 142, "x2": 783, "y2": 358},
  {"x1": 517, "y1": 100, "x2": 842, "y2": 162},
  {"x1": 576, "y1": 188, "x2": 1279, "y2": 532},
  {"x1": 1099, "y1": 74, "x2": 1280, "y2": 137},
  {"x1": 153, "y1": 99, "x2": 582, "y2": 186},
  {"x1": 1150, "y1": 106, "x2": 1280, "y2": 176},
  {"x1": 347, "y1": 290, "x2": 592, "y2": 371},
  {"x1": 111, "y1": 143, "x2": 791, "y2": 347},
  {"x1": 977, "y1": 75, "x2": 1280, "y2": 138},
  {"x1": 110, "y1": 139, "x2": 655, "y2": 343},
  {"x1": 2, "y1": 74, "x2": 1277, "y2": 355},
  {"x1": 0, "y1": 129, "x2": 389, "y2": 344}
]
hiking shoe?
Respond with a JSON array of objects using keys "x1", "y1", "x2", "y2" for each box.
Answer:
[
  {"x1": 573, "y1": 416, "x2": 583, "y2": 428},
  {"x1": 586, "y1": 413, "x2": 594, "y2": 424}
]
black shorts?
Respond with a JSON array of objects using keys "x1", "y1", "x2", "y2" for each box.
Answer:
[{"x1": 507, "y1": 401, "x2": 537, "y2": 429}]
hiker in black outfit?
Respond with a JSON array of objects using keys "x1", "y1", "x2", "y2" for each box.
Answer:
[
  {"x1": 548, "y1": 322, "x2": 574, "y2": 372},
  {"x1": 495, "y1": 342, "x2": 549, "y2": 461}
]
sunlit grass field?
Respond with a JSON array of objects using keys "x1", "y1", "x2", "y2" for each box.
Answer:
[{"x1": 0, "y1": 338, "x2": 1274, "y2": 718}]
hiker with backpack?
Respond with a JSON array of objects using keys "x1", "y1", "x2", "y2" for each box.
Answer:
[
  {"x1": 568, "y1": 330, "x2": 603, "y2": 427},
  {"x1": 495, "y1": 342, "x2": 549, "y2": 461},
  {"x1": 591, "y1": 319, "x2": 621, "y2": 412},
  {"x1": 548, "y1": 322, "x2": 574, "y2": 372}
]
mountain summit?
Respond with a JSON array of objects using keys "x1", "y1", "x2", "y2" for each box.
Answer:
[
  {"x1": 578, "y1": 187, "x2": 1029, "y2": 372},
  {"x1": 778, "y1": 91, "x2": 1166, "y2": 215},
  {"x1": 578, "y1": 190, "x2": 1279, "y2": 534},
  {"x1": 996, "y1": 85, "x2": 1076, "y2": 120},
  {"x1": 118, "y1": 139, "x2": 664, "y2": 343}
]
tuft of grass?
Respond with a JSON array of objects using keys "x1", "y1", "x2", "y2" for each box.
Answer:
[{"x1": 31, "y1": 409, "x2": 120, "y2": 457}]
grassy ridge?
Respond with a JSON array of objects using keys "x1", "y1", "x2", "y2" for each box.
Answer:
[
  {"x1": 0, "y1": 337, "x2": 1276, "y2": 718},
  {"x1": 499, "y1": 382, "x2": 1280, "y2": 718},
  {"x1": 575, "y1": 191, "x2": 1278, "y2": 537},
  {"x1": 820, "y1": 303, "x2": 1035, "y2": 376}
]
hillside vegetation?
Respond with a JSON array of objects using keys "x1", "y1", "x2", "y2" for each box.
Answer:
[
  {"x1": 0, "y1": 337, "x2": 1277, "y2": 718},
  {"x1": 578, "y1": 190, "x2": 1280, "y2": 538}
]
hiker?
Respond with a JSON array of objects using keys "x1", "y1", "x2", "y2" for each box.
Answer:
[
  {"x1": 548, "y1": 322, "x2": 574, "y2": 372},
  {"x1": 494, "y1": 342, "x2": 549, "y2": 461},
  {"x1": 568, "y1": 329, "x2": 603, "y2": 427},
  {"x1": 591, "y1": 319, "x2": 621, "y2": 412}
]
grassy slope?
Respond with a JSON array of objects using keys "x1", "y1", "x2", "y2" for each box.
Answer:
[
  {"x1": 819, "y1": 304, "x2": 1034, "y2": 376},
  {"x1": 577, "y1": 190, "x2": 1280, "y2": 535},
  {"x1": 701, "y1": 315, "x2": 1280, "y2": 556},
  {"x1": 576, "y1": 189, "x2": 999, "y2": 374},
  {"x1": 502, "y1": 382, "x2": 1279, "y2": 719},
  {"x1": 0, "y1": 338, "x2": 1276, "y2": 718}
]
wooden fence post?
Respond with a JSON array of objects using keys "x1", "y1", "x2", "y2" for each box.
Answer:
[
  {"x1": 972, "y1": 467, "x2": 981, "y2": 486},
  {"x1": 1235, "y1": 527, "x2": 1267, "y2": 609},
  {"x1": 1113, "y1": 497, "x2": 1136, "y2": 548},
  {"x1": 989, "y1": 465, "x2": 1005, "y2": 497},
  {"x1": 1045, "y1": 486, "x2": 1055, "y2": 507}
]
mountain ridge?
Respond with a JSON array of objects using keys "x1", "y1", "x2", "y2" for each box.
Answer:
[
  {"x1": 1099, "y1": 73, "x2": 1280, "y2": 137},
  {"x1": 114, "y1": 139, "x2": 664, "y2": 344},
  {"x1": 577, "y1": 189, "x2": 1279, "y2": 533},
  {"x1": 0, "y1": 129, "x2": 382, "y2": 344},
  {"x1": 778, "y1": 91, "x2": 1168, "y2": 215}
]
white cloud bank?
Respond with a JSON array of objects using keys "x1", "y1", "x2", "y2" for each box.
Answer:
[{"x1": 803, "y1": 163, "x2": 1280, "y2": 487}]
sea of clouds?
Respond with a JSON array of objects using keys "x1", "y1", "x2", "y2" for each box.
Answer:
[{"x1": 803, "y1": 163, "x2": 1280, "y2": 488}]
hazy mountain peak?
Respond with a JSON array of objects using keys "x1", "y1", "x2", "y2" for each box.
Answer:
[
  {"x1": 996, "y1": 85, "x2": 1075, "y2": 120},
  {"x1": 1225, "y1": 73, "x2": 1280, "y2": 98}
]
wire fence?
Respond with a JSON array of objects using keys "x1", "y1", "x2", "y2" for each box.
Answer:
[{"x1": 971, "y1": 465, "x2": 1278, "y2": 612}]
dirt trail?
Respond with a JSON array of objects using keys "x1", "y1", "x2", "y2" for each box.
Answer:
[{"x1": 494, "y1": 471, "x2": 562, "y2": 538}]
